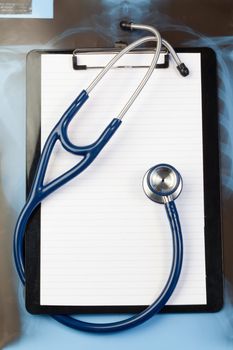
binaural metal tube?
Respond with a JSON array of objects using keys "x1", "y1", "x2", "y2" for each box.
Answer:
[
  {"x1": 86, "y1": 25, "x2": 162, "y2": 121},
  {"x1": 120, "y1": 21, "x2": 188, "y2": 68},
  {"x1": 86, "y1": 32, "x2": 161, "y2": 96},
  {"x1": 116, "y1": 24, "x2": 162, "y2": 120},
  {"x1": 86, "y1": 22, "x2": 189, "y2": 121}
]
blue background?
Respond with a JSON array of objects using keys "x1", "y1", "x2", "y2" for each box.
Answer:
[{"x1": 5, "y1": 308, "x2": 233, "y2": 349}]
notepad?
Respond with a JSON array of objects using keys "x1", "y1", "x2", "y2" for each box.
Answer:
[{"x1": 38, "y1": 51, "x2": 206, "y2": 307}]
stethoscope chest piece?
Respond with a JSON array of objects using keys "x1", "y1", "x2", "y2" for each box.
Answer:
[{"x1": 143, "y1": 164, "x2": 183, "y2": 204}]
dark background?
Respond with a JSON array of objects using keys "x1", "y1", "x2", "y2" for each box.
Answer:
[{"x1": 0, "y1": 0, "x2": 233, "y2": 346}]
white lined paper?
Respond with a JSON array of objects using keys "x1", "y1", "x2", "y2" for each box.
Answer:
[{"x1": 40, "y1": 52, "x2": 206, "y2": 306}]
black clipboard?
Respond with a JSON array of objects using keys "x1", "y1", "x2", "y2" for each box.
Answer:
[{"x1": 25, "y1": 47, "x2": 223, "y2": 314}]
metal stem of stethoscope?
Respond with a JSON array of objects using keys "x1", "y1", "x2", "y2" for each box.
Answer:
[
  {"x1": 86, "y1": 22, "x2": 188, "y2": 121},
  {"x1": 120, "y1": 22, "x2": 183, "y2": 67}
]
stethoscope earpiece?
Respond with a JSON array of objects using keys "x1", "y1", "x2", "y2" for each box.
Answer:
[{"x1": 143, "y1": 164, "x2": 183, "y2": 204}]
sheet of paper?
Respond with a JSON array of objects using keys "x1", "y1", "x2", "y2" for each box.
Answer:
[{"x1": 40, "y1": 52, "x2": 206, "y2": 306}]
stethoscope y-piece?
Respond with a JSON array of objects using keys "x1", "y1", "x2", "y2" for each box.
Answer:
[{"x1": 14, "y1": 22, "x2": 187, "y2": 333}]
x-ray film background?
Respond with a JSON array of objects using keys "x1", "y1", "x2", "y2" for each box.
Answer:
[{"x1": 0, "y1": 0, "x2": 233, "y2": 347}]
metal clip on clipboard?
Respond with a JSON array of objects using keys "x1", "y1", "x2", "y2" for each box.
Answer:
[{"x1": 72, "y1": 47, "x2": 169, "y2": 70}]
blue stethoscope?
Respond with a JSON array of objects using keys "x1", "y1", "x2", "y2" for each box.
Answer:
[{"x1": 14, "y1": 22, "x2": 189, "y2": 332}]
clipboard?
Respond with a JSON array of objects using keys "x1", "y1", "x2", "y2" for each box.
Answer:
[{"x1": 25, "y1": 47, "x2": 223, "y2": 314}]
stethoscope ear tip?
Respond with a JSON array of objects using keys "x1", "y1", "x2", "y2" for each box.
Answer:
[
  {"x1": 120, "y1": 20, "x2": 133, "y2": 31},
  {"x1": 177, "y1": 63, "x2": 189, "y2": 77},
  {"x1": 143, "y1": 164, "x2": 183, "y2": 204}
]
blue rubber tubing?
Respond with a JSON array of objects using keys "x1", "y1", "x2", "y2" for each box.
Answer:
[
  {"x1": 13, "y1": 90, "x2": 183, "y2": 333},
  {"x1": 14, "y1": 199, "x2": 183, "y2": 332}
]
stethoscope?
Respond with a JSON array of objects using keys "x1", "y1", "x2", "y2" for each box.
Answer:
[{"x1": 14, "y1": 22, "x2": 189, "y2": 332}]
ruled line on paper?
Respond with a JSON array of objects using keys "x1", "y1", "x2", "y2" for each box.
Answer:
[{"x1": 40, "y1": 52, "x2": 206, "y2": 307}]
